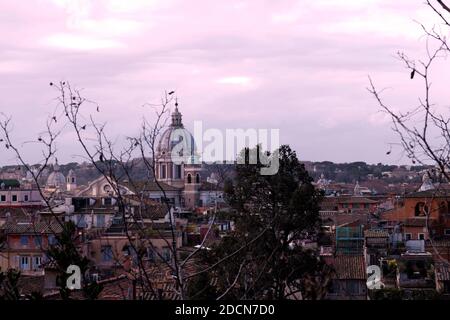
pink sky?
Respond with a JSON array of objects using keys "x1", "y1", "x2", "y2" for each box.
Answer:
[{"x1": 1, "y1": 0, "x2": 449, "y2": 165}]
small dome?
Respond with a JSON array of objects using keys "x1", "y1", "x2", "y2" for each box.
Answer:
[
  {"x1": 46, "y1": 171, "x2": 66, "y2": 189},
  {"x1": 46, "y1": 162, "x2": 66, "y2": 189}
]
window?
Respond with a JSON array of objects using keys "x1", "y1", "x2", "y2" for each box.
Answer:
[
  {"x1": 418, "y1": 233, "x2": 425, "y2": 240},
  {"x1": 187, "y1": 174, "x2": 192, "y2": 184},
  {"x1": 12, "y1": 195, "x2": 17, "y2": 202},
  {"x1": 20, "y1": 236, "x2": 29, "y2": 246},
  {"x1": 77, "y1": 215, "x2": 86, "y2": 228},
  {"x1": 32, "y1": 256, "x2": 42, "y2": 270},
  {"x1": 24, "y1": 195, "x2": 29, "y2": 202},
  {"x1": 34, "y1": 236, "x2": 42, "y2": 247},
  {"x1": 101, "y1": 245, "x2": 113, "y2": 262},
  {"x1": 346, "y1": 281, "x2": 360, "y2": 295},
  {"x1": 167, "y1": 163, "x2": 173, "y2": 179},
  {"x1": 0, "y1": 195, "x2": 5, "y2": 202},
  {"x1": 103, "y1": 197, "x2": 112, "y2": 206},
  {"x1": 364, "y1": 204, "x2": 369, "y2": 209},
  {"x1": 196, "y1": 174, "x2": 200, "y2": 184},
  {"x1": 445, "y1": 229, "x2": 450, "y2": 236},
  {"x1": 97, "y1": 215, "x2": 105, "y2": 228},
  {"x1": 353, "y1": 203, "x2": 360, "y2": 209},
  {"x1": 19, "y1": 256, "x2": 30, "y2": 270},
  {"x1": 405, "y1": 233, "x2": 412, "y2": 241},
  {"x1": 175, "y1": 165, "x2": 182, "y2": 179},
  {"x1": 161, "y1": 165, "x2": 166, "y2": 179},
  {"x1": 415, "y1": 202, "x2": 428, "y2": 217},
  {"x1": 48, "y1": 234, "x2": 57, "y2": 246}
]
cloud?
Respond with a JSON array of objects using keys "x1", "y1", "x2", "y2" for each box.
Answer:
[
  {"x1": 44, "y1": 33, "x2": 123, "y2": 50},
  {"x1": 217, "y1": 76, "x2": 252, "y2": 86},
  {"x1": 0, "y1": 0, "x2": 445, "y2": 166}
]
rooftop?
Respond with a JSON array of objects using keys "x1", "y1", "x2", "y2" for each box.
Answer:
[
  {"x1": 364, "y1": 229, "x2": 389, "y2": 238},
  {"x1": 2, "y1": 219, "x2": 64, "y2": 234},
  {"x1": 332, "y1": 255, "x2": 366, "y2": 280}
]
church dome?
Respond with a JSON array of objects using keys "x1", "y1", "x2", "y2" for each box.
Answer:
[
  {"x1": 46, "y1": 161, "x2": 66, "y2": 189},
  {"x1": 157, "y1": 105, "x2": 196, "y2": 161}
]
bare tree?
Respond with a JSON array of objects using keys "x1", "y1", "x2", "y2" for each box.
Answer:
[
  {"x1": 369, "y1": 0, "x2": 450, "y2": 264},
  {"x1": 0, "y1": 81, "x2": 223, "y2": 300}
]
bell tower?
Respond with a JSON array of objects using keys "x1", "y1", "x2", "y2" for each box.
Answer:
[
  {"x1": 66, "y1": 169, "x2": 77, "y2": 192},
  {"x1": 183, "y1": 164, "x2": 202, "y2": 209}
]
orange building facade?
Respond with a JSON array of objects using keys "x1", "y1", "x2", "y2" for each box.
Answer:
[{"x1": 381, "y1": 190, "x2": 450, "y2": 241}]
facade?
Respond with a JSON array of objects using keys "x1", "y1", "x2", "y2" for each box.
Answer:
[
  {"x1": 327, "y1": 255, "x2": 367, "y2": 300},
  {"x1": 364, "y1": 229, "x2": 390, "y2": 265},
  {"x1": 82, "y1": 221, "x2": 183, "y2": 277},
  {"x1": 0, "y1": 220, "x2": 63, "y2": 275},
  {"x1": 0, "y1": 179, "x2": 43, "y2": 208},
  {"x1": 335, "y1": 222, "x2": 365, "y2": 255},
  {"x1": 69, "y1": 197, "x2": 117, "y2": 229},
  {"x1": 397, "y1": 252, "x2": 435, "y2": 292},
  {"x1": 319, "y1": 195, "x2": 378, "y2": 224},
  {"x1": 76, "y1": 175, "x2": 134, "y2": 198},
  {"x1": 381, "y1": 189, "x2": 450, "y2": 241}
]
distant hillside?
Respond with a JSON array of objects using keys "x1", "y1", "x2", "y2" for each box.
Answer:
[
  {"x1": 0, "y1": 159, "x2": 433, "y2": 187},
  {"x1": 302, "y1": 161, "x2": 431, "y2": 184}
]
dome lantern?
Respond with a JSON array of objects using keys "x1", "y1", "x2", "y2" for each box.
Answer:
[{"x1": 171, "y1": 100, "x2": 183, "y2": 127}]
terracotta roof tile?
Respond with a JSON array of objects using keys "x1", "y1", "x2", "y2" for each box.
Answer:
[
  {"x1": 364, "y1": 230, "x2": 389, "y2": 238},
  {"x1": 2, "y1": 220, "x2": 63, "y2": 234},
  {"x1": 333, "y1": 255, "x2": 366, "y2": 280}
]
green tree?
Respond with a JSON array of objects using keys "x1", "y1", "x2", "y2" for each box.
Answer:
[
  {"x1": 46, "y1": 221, "x2": 103, "y2": 300},
  {"x1": 186, "y1": 271, "x2": 217, "y2": 300},
  {"x1": 191, "y1": 145, "x2": 327, "y2": 300},
  {"x1": 0, "y1": 269, "x2": 21, "y2": 300}
]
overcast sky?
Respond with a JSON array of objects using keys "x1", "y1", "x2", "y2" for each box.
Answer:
[{"x1": 1, "y1": 0, "x2": 449, "y2": 166}]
